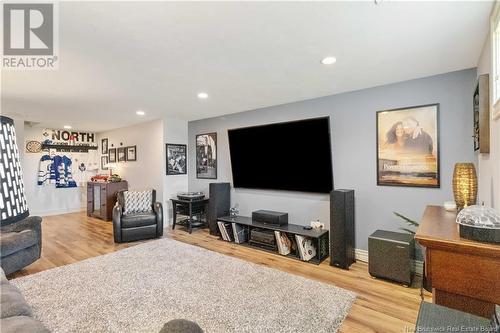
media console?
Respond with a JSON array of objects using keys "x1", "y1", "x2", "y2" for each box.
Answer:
[{"x1": 217, "y1": 216, "x2": 329, "y2": 265}]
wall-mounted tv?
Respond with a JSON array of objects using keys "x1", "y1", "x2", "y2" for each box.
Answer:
[{"x1": 228, "y1": 117, "x2": 333, "y2": 193}]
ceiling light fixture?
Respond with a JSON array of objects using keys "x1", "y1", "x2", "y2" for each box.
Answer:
[
  {"x1": 136, "y1": 110, "x2": 145, "y2": 116},
  {"x1": 321, "y1": 57, "x2": 337, "y2": 65},
  {"x1": 63, "y1": 125, "x2": 72, "y2": 129},
  {"x1": 197, "y1": 92, "x2": 209, "y2": 99}
]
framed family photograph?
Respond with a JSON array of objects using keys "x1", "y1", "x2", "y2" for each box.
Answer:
[
  {"x1": 196, "y1": 133, "x2": 217, "y2": 179},
  {"x1": 126, "y1": 146, "x2": 137, "y2": 161},
  {"x1": 108, "y1": 148, "x2": 116, "y2": 163},
  {"x1": 101, "y1": 138, "x2": 108, "y2": 154},
  {"x1": 166, "y1": 144, "x2": 187, "y2": 175},
  {"x1": 376, "y1": 104, "x2": 440, "y2": 188},
  {"x1": 117, "y1": 147, "x2": 126, "y2": 162}
]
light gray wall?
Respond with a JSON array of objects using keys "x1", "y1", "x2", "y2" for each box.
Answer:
[{"x1": 189, "y1": 69, "x2": 476, "y2": 251}]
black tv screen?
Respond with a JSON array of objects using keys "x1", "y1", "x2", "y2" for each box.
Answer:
[{"x1": 228, "y1": 117, "x2": 333, "y2": 193}]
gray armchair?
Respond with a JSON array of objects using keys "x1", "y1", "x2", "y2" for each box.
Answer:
[
  {"x1": 0, "y1": 216, "x2": 42, "y2": 276},
  {"x1": 113, "y1": 189, "x2": 163, "y2": 243}
]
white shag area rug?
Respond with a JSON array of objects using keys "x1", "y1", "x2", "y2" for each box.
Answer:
[{"x1": 12, "y1": 238, "x2": 356, "y2": 333}]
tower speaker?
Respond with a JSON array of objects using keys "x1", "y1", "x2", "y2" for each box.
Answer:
[
  {"x1": 208, "y1": 182, "x2": 230, "y2": 236},
  {"x1": 330, "y1": 189, "x2": 355, "y2": 269}
]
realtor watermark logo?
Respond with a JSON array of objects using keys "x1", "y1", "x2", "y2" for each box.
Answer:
[{"x1": 2, "y1": 2, "x2": 59, "y2": 70}]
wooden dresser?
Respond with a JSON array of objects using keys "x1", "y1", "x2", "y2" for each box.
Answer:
[
  {"x1": 415, "y1": 205, "x2": 500, "y2": 318},
  {"x1": 87, "y1": 181, "x2": 128, "y2": 221}
]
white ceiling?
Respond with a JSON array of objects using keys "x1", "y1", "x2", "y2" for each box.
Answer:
[{"x1": 1, "y1": 1, "x2": 493, "y2": 132}]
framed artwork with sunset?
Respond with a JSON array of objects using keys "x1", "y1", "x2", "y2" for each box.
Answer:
[{"x1": 376, "y1": 104, "x2": 440, "y2": 188}]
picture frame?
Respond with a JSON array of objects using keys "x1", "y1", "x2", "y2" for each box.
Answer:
[
  {"x1": 166, "y1": 143, "x2": 187, "y2": 175},
  {"x1": 376, "y1": 104, "x2": 440, "y2": 188},
  {"x1": 117, "y1": 147, "x2": 126, "y2": 162},
  {"x1": 101, "y1": 138, "x2": 108, "y2": 154},
  {"x1": 126, "y1": 145, "x2": 137, "y2": 161},
  {"x1": 101, "y1": 156, "x2": 109, "y2": 170},
  {"x1": 196, "y1": 132, "x2": 217, "y2": 179},
  {"x1": 473, "y1": 95, "x2": 480, "y2": 151},
  {"x1": 108, "y1": 148, "x2": 117, "y2": 163},
  {"x1": 473, "y1": 74, "x2": 490, "y2": 153}
]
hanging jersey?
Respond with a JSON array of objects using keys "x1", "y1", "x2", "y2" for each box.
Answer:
[
  {"x1": 53, "y1": 155, "x2": 77, "y2": 188},
  {"x1": 37, "y1": 155, "x2": 56, "y2": 185},
  {"x1": 63, "y1": 155, "x2": 77, "y2": 188}
]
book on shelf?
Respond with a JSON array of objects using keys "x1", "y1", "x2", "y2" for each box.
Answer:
[
  {"x1": 274, "y1": 231, "x2": 291, "y2": 256},
  {"x1": 232, "y1": 223, "x2": 248, "y2": 244},
  {"x1": 295, "y1": 235, "x2": 317, "y2": 261}
]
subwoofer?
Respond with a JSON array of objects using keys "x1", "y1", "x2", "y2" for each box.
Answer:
[
  {"x1": 208, "y1": 183, "x2": 230, "y2": 236},
  {"x1": 330, "y1": 189, "x2": 355, "y2": 269},
  {"x1": 368, "y1": 230, "x2": 414, "y2": 286}
]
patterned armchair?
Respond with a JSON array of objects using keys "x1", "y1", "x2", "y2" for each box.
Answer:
[{"x1": 113, "y1": 189, "x2": 163, "y2": 243}]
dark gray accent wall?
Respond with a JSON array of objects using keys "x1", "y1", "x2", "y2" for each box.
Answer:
[{"x1": 189, "y1": 69, "x2": 476, "y2": 251}]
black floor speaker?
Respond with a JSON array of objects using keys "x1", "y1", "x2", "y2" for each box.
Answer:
[
  {"x1": 208, "y1": 183, "x2": 230, "y2": 236},
  {"x1": 330, "y1": 189, "x2": 355, "y2": 269}
]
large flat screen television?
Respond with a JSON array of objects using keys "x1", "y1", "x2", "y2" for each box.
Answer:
[{"x1": 228, "y1": 117, "x2": 333, "y2": 193}]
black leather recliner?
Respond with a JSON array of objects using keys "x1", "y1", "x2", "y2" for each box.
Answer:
[{"x1": 113, "y1": 190, "x2": 163, "y2": 243}]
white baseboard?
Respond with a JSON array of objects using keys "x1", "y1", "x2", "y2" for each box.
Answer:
[
  {"x1": 354, "y1": 248, "x2": 423, "y2": 276},
  {"x1": 32, "y1": 208, "x2": 85, "y2": 217},
  {"x1": 355, "y1": 248, "x2": 369, "y2": 262}
]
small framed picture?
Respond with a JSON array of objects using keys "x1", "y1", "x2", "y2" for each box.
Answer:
[
  {"x1": 166, "y1": 144, "x2": 187, "y2": 175},
  {"x1": 117, "y1": 147, "x2": 126, "y2": 162},
  {"x1": 126, "y1": 145, "x2": 137, "y2": 161},
  {"x1": 109, "y1": 148, "x2": 117, "y2": 163},
  {"x1": 101, "y1": 156, "x2": 109, "y2": 170},
  {"x1": 101, "y1": 138, "x2": 108, "y2": 154}
]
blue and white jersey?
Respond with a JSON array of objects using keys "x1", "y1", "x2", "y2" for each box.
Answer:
[
  {"x1": 38, "y1": 155, "x2": 77, "y2": 188},
  {"x1": 37, "y1": 155, "x2": 56, "y2": 185},
  {"x1": 53, "y1": 155, "x2": 77, "y2": 188}
]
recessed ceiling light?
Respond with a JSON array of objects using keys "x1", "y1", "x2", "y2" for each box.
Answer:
[
  {"x1": 63, "y1": 125, "x2": 72, "y2": 129},
  {"x1": 321, "y1": 57, "x2": 337, "y2": 65},
  {"x1": 136, "y1": 110, "x2": 145, "y2": 116},
  {"x1": 197, "y1": 92, "x2": 209, "y2": 99}
]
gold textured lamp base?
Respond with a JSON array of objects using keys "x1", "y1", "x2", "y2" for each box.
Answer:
[{"x1": 452, "y1": 163, "x2": 478, "y2": 210}]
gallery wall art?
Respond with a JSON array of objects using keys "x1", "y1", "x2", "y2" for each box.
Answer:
[
  {"x1": 102, "y1": 138, "x2": 108, "y2": 154},
  {"x1": 196, "y1": 133, "x2": 217, "y2": 179},
  {"x1": 117, "y1": 147, "x2": 126, "y2": 162},
  {"x1": 108, "y1": 148, "x2": 116, "y2": 163},
  {"x1": 126, "y1": 146, "x2": 137, "y2": 161},
  {"x1": 166, "y1": 144, "x2": 187, "y2": 175}
]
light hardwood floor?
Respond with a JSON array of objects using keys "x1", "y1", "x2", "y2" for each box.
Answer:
[{"x1": 9, "y1": 212, "x2": 429, "y2": 333}]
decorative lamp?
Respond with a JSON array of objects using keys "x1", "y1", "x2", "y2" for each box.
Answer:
[
  {"x1": 0, "y1": 116, "x2": 29, "y2": 225},
  {"x1": 452, "y1": 163, "x2": 478, "y2": 210}
]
